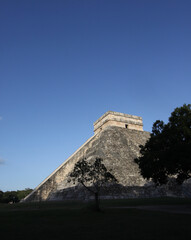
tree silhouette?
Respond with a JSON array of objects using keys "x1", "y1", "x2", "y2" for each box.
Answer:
[
  {"x1": 135, "y1": 104, "x2": 191, "y2": 185},
  {"x1": 69, "y1": 157, "x2": 117, "y2": 211}
]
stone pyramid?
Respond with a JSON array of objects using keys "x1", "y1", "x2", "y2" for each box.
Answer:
[{"x1": 24, "y1": 111, "x2": 155, "y2": 202}]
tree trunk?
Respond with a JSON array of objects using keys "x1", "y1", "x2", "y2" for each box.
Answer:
[{"x1": 94, "y1": 192, "x2": 100, "y2": 211}]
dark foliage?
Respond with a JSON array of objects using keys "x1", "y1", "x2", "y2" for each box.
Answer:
[
  {"x1": 0, "y1": 188, "x2": 33, "y2": 203},
  {"x1": 135, "y1": 104, "x2": 191, "y2": 185},
  {"x1": 69, "y1": 157, "x2": 117, "y2": 210}
]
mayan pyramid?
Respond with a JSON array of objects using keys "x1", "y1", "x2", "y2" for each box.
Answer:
[{"x1": 23, "y1": 111, "x2": 154, "y2": 202}]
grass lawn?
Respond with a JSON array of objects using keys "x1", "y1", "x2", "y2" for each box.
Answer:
[{"x1": 0, "y1": 198, "x2": 191, "y2": 240}]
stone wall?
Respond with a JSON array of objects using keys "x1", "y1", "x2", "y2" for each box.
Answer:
[{"x1": 24, "y1": 126, "x2": 150, "y2": 202}]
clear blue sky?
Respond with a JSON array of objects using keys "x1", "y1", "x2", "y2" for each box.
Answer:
[{"x1": 0, "y1": 0, "x2": 191, "y2": 191}]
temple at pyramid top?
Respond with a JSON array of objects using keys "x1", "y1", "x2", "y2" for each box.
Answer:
[{"x1": 93, "y1": 111, "x2": 143, "y2": 134}]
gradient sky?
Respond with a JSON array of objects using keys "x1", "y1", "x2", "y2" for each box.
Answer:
[{"x1": 0, "y1": 0, "x2": 191, "y2": 191}]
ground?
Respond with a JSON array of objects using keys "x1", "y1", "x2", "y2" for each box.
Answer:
[{"x1": 1, "y1": 198, "x2": 191, "y2": 240}]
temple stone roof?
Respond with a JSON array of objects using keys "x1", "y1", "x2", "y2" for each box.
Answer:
[{"x1": 94, "y1": 111, "x2": 143, "y2": 134}]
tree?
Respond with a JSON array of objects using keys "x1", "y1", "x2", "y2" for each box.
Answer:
[
  {"x1": 17, "y1": 188, "x2": 33, "y2": 201},
  {"x1": 68, "y1": 157, "x2": 117, "y2": 211},
  {"x1": 0, "y1": 189, "x2": 33, "y2": 203},
  {"x1": 135, "y1": 104, "x2": 191, "y2": 185},
  {"x1": 2, "y1": 191, "x2": 19, "y2": 203},
  {"x1": 0, "y1": 191, "x2": 3, "y2": 202}
]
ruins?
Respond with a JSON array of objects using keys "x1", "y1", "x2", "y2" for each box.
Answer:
[{"x1": 23, "y1": 111, "x2": 190, "y2": 202}]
